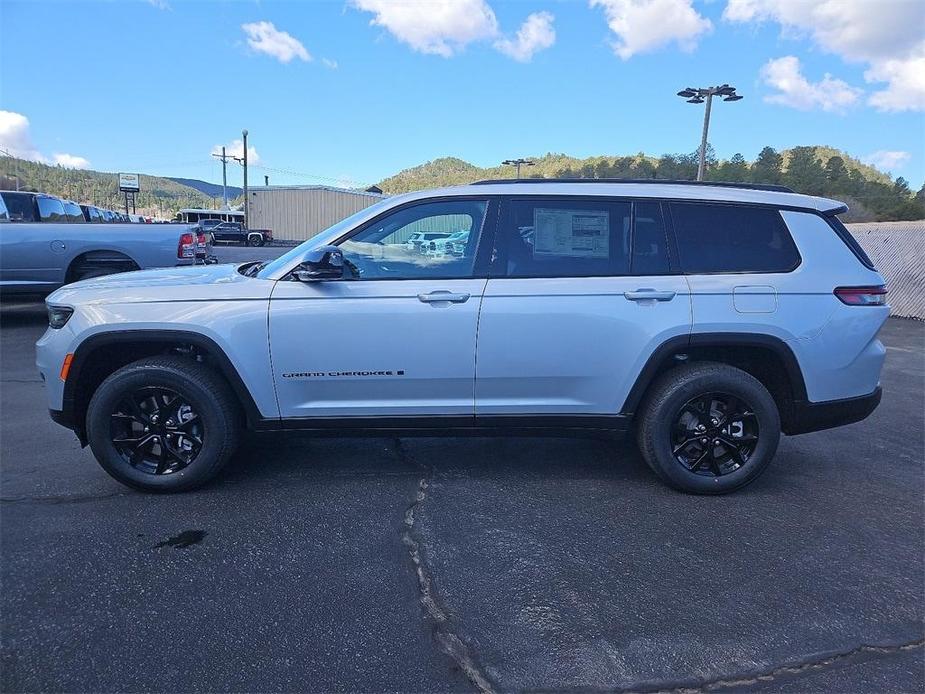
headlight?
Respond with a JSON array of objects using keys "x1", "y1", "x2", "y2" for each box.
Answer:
[{"x1": 47, "y1": 305, "x2": 74, "y2": 329}]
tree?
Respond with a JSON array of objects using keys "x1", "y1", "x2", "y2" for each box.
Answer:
[
  {"x1": 824, "y1": 156, "x2": 848, "y2": 182},
  {"x1": 752, "y1": 146, "x2": 783, "y2": 184},
  {"x1": 632, "y1": 158, "x2": 657, "y2": 179},
  {"x1": 784, "y1": 147, "x2": 826, "y2": 194},
  {"x1": 710, "y1": 153, "x2": 749, "y2": 183}
]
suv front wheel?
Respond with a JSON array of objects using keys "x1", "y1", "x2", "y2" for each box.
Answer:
[
  {"x1": 636, "y1": 362, "x2": 781, "y2": 494},
  {"x1": 86, "y1": 356, "x2": 241, "y2": 493}
]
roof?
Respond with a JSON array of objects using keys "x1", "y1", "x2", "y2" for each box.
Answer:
[
  {"x1": 389, "y1": 181, "x2": 846, "y2": 214},
  {"x1": 250, "y1": 184, "x2": 386, "y2": 199},
  {"x1": 178, "y1": 208, "x2": 244, "y2": 215}
]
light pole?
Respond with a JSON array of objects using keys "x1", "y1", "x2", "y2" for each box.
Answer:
[
  {"x1": 502, "y1": 158, "x2": 535, "y2": 179},
  {"x1": 676, "y1": 85, "x2": 742, "y2": 181}
]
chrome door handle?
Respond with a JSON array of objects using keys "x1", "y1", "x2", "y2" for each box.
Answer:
[
  {"x1": 418, "y1": 291, "x2": 471, "y2": 304},
  {"x1": 624, "y1": 289, "x2": 676, "y2": 302}
]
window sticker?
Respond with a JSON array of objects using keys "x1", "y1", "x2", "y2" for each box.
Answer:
[{"x1": 533, "y1": 208, "x2": 610, "y2": 258}]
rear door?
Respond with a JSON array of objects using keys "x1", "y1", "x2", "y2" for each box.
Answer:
[
  {"x1": 475, "y1": 196, "x2": 691, "y2": 417},
  {"x1": 270, "y1": 197, "x2": 495, "y2": 419}
]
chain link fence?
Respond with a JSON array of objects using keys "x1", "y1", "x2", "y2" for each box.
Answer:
[{"x1": 847, "y1": 221, "x2": 925, "y2": 320}]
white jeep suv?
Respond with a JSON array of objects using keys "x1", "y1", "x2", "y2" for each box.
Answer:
[{"x1": 37, "y1": 180, "x2": 888, "y2": 494}]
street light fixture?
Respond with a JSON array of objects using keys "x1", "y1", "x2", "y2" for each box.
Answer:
[
  {"x1": 677, "y1": 84, "x2": 743, "y2": 181},
  {"x1": 502, "y1": 158, "x2": 535, "y2": 179}
]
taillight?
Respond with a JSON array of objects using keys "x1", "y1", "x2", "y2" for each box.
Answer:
[
  {"x1": 196, "y1": 232, "x2": 206, "y2": 246},
  {"x1": 178, "y1": 232, "x2": 195, "y2": 259},
  {"x1": 834, "y1": 285, "x2": 887, "y2": 306}
]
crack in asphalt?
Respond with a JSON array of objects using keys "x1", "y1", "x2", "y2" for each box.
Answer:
[
  {"x1": 392, "y1": 438, "x2": 496, "y2": 694},
  {"x1": 625, "y1": 638, "x2": 925, "y2": 694},
  {"x1": 0, "y1": 491, "x2": 129, "y2": 505}
]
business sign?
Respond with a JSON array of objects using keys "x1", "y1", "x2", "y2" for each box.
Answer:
[{"x1": 118, "y1": 173, "x2": 140, "y2": 193}]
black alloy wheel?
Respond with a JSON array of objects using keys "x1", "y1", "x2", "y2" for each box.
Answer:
[
  {"x1": 110, "y1": 386, "x2": 204, "y2": 476},
  {"x1": 671, "y1": 392, "x2": 759, "y2": 477}
]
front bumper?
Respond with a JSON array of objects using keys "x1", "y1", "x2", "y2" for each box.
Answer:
[{"x1": 784, "y1": 386, "x2": 882, "y2": 435}]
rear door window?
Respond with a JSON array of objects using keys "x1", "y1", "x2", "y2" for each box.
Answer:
[
  {"x1": 669, "y1": 203, "x2": 800, "y2": 274},
  {"x1": 494, "y1": 198, "x2": 632, "y2": 278},
  {"x1": 632, "y1": 202, "x2": 671, "y2": 275},
  {"x1": 1, "y1": 192, "x2": 37, "y2": 222}
]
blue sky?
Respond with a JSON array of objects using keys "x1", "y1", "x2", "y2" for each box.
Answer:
[{"x1": 1, "y1": 0, "x2": 923, "y2": 188}]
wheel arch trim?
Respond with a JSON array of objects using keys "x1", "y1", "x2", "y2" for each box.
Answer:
[
  {"x1": 620, "y1": 332, "x2": 808, "y2": 415},
  {"x1": 63, "y1": 329, "x2": 263, "y2": 432}
]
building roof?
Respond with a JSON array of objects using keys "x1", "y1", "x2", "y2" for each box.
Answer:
[
  {"x1": 389, "y1": 181, "x2": 846, "y2": 214},
  {"x1": 250, "y1": 185, "x2": 386, "y2": 199}
]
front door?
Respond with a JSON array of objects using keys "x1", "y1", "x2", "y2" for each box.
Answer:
[
  {"x1": 475, "y1": 197, "x2": 692, "y2": 417},
  {"x1": 269, "y1": 198, "x2": 493, "y2": 420}
]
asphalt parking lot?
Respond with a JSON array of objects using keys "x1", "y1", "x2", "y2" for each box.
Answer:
[{"x1": 1, "y1": 249, "x2": 923, "y2": 692}]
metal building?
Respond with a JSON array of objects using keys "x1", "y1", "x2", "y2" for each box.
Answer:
[{"x1": 247, "y1": 185, "x2": 385, "y2": 242}]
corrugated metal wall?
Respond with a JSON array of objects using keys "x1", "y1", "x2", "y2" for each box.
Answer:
[
  {"x1": 847, "y1": 221, "x2": 925, "y2": 320},
  {"x1": 248, "y1": 188, "x2": 383, "y2": 242}
]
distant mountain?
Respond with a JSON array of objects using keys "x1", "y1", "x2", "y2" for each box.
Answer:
[
  {"x1": 377, "y1": 146, "x2": 924, "y2": 222},
  {"x1": 167, "y1": 177, "x2": 242, "y2": 201}
]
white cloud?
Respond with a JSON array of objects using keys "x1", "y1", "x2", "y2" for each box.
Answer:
[
  {"x1": 351, "y1": 0, "x2": 498, "y2": 57},
  {"x1": 350, "y1": 0, "x2": 554, "y2": 61},
  {"x1": 146, "y1": 0, "x2": 171, "y2": 10},
  {"x1": 52, "y1": 153, "x2": 91, "y2": 169},
  {"x1": 211, "y1": 139, "x2": 260, "y2": 166},
  {"x1": 724, "y1": 0, "x2": 925, "y2": 112},
  {"x1": 0, "y1": 110, "x2": 90, "y2": 168},
  {"x1": 590, "y1": 0, "x2": 712, "y2": 60},
  {"x1": 0, "y1": 110, "x2": 43, "y2": 161},
  {"x1": 494, "y1": 11, "x2": 555, "y2": 62},
  {"x1": 242, "y1": 21, "x2": 311, "y2": 63},
  {"x1": 760, "y1": 56, "x2": 862, "y2": 113},
  {"x1": 322, "y1": 58, "x2": 339, "y2": 69},
  {"x1": 862, "y1": 150, "x2": 911, "y2": 172},
  {"x1": 864, "y1": 49, "x2": 925, "y2": 112}
]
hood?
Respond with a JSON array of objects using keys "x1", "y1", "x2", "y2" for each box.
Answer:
[{"x1": 47, "y1": 263, "x2": 273, "y2": 305}]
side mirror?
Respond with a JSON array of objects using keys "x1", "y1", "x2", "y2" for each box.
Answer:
[{"x1": 293, "y1": 245, "x2": 344, "y2": 282}]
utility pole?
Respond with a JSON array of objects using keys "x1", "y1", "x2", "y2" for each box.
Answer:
[
  {"x1": 676, "y1": 85, "x2": 743, "y2": 181},
  {"x1": 211, "y1": 146, "x2": 230, "y2": 207},
  {"x1": 242, "y1": 129, "x2": 249, "y2": 229},
  {"x1": 502, "y1": 158, "x2": 535, "y2": 178}
]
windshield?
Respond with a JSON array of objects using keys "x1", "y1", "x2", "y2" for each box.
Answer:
[{"x1": 257, "y1": 198, "x2": 394, "y2": 279}]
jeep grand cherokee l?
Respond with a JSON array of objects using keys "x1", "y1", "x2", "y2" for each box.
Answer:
[{"x1": 37, "y1": 180, "x2": 888, "y2": 494}]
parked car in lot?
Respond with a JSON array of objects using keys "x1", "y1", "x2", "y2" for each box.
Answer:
[
  {"x1": 405, "y1": 230, "x2": 450, "y2": 253},
  {"x1": 425, "y1": 229, "x2": 470, "y2": 256},
  {"x1": 38, "y1": 180, "x2": 888, "y2": 494},
  {"x1": 1, "y1": 190, "x2": 198, "y2": 294},
  {"x1": 210, "y1": 221, "x2": 268, "y2": 246}
]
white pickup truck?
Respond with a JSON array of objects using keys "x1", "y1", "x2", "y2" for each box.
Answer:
[{"x1": 0, "y1": 191, "x2": 197, "y2": 295}]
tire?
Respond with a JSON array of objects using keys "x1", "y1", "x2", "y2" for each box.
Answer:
[
  {"x1": 86, "y1": 356, "x2": 241, "y2": 493},
  {"x1": 636, "y1": 362, "x2": 780, "y2": 495}
]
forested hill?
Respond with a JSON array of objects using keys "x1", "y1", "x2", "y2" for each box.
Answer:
[
  {"x1": 167, "y1": 177, "x2": 242, "y2": 200},
  {"x1": 378, "y1": 146, "x2": 925, "y2": 222},
  {"x1": 0, "y1": 157, "x2": 221, "y2": 218}
]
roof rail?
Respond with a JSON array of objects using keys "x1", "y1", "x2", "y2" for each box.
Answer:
[{"x1": 470, "y1": 178, "x2": 796, "y2": 194}]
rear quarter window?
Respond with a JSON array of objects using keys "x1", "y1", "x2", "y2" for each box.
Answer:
[
  {"x1": 669, "y1": 203, "x2": 800, "y2": 274},
  {"x1": 37, "y1": 197, "x2": 67, "y2": 223}
]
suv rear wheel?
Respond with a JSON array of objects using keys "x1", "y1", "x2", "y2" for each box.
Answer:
[
  {"x1": 636, "y1": 362, "x2": 780, "y2": 494},
  {"x1": 86, "y1": 356, "x2": 241, "y2": 493}
]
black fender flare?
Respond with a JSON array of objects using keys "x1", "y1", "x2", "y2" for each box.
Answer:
[
  {"x1": 620, "y1": 332, "x2": 808, "y2": 415},
  {"x1": 63, "y1": 329, "x2": 264, "y2": 431}
]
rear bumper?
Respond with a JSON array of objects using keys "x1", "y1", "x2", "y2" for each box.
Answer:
[{"x1": 785, "y1": 386, "x2": 882, "y2": 435}]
